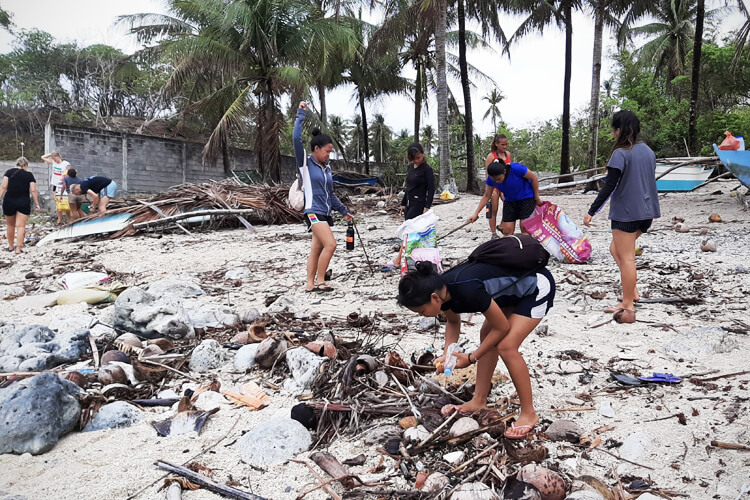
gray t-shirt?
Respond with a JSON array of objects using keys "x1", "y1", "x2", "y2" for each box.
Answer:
[{"x1": 606, "y1": 142, "x2": 661, "y2": 222}]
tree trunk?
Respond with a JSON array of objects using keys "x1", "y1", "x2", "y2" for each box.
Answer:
[
  {"x1": 688, "y1": 0, "x2": 705, "y2": 154},
  {"x1": 317, "y1": 82, "x2": 327, "y2": 127},
  {"x1": 414, "y1": 61, "x2": 423, "y2": 143},
  {"x1": 359, "y1": 89, "x2": 370, "y2": 175},
  {"x1": 435, "y1": 0, "x2": 455, "y2": 193},
  {"x1": 458, "y1": 0, "x2": 477, "y2": 193},
  {"x1": 560, "y1": 0, "x2": 573, "y2": 181},
  {"x1": 221, "y1": 128, "x2": 232, "y2": 177},
  {"x1": 586, "y1": 0, "x2": 604, "y2": 173},
  {"x1": 255, "y1": 95, "x2": 268, "y2": 182},
  {"x1": 267, "y1": 81, "x2": 282, "y2": 183}
]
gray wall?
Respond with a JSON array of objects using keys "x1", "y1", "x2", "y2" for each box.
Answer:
[{"x1": 44, "y1": 123, "x2": 298, "y2": 195}]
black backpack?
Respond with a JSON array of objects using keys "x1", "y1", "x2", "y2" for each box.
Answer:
[{"x1": 467, "y1": 234, "x2": 549, "y2": 270}]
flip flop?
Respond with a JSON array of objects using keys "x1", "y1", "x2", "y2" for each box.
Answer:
[
  {"x1": 610, "y1": 372, "x2": 643, "y2": 386},
  {"x1": 380, "y1": 263, "x2": 398, "y2": 273},
  {"x1": 637, "y1": 373, "x2": 681, "y2": 384},
  {"x1": 504, "y1": 422, "x2": 535, "y2": 440},
  {"x1": 312, "y1": 284, "x2": 334, "y2": 293}
]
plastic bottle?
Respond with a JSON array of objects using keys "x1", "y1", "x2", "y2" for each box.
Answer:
[
  {"x1": 346, "y1": 222, "x2": 355, "y2": 250},
  {"x1": 442, "y1": 343, "x2": 463, "y2": 376},
  {"x1": 485, "y1": 200, "x2": 492, "y2": 219},
  {"x1": 738, "y1": 136, "x2": 746, "y2": 151}
]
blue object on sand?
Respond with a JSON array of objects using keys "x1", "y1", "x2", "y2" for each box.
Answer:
[{"x1": 637, "y1": 373, "x2": 681, "y2": 384}]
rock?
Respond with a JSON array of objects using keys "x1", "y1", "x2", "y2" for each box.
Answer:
[
  {"x1": 224, "y1": 267, "x2": 251, "y2": 280},
  {"x1": 545, "y1": 420, "x2": 583, "y2": 443},
  {"x1": 560, "y1": 361, "x2": 584, "y2": 374},
  {"x1": 184, "y1": 301, "x2": 239, "y2": 328},
  {"x1": 634, "y1": 495, "x2": 663, "y2": 500},
  {"x1": 283, "y1": 347, "x2": 326, "y2": 393},
  {"x1": 114, "y1": 287, "x2": 194, "y2": 340},
  {"x1": 418, "y1": 317, "x2": 439, "y2": 331},
  {"x1": 233, "y1": 344, "x2": 260, "y2": 372},
  {"x1": 0, "y1": 373, "x2": 81, "y2": 455},
  {"x1": 189, "y1": 340, "x2": 226, "y2": 372},
  {"x1": 443, "y1": 450, "x2": 465, "y2": 465},
  {"x1": 367, "y1": 225, "x2": 377, "y2": 231},
  {"x1": 599, "y1": 401, "x2": 615, "y2": 418},
  {"x1": 0, "y1": 326, "x2": 90, "y2": 372},
  {"x1": 194, "y1": 391, "x2": 230, "y2": 412},
  {"x1": 700, "y1": 239, "x2": 716, "y2": 252},
  {"x1": 376, "y1": 200, "x2": 386, "y2": 209},
  {"x1": 147, "y1": 278, "x2": 204, "y2": 298},
  {"x1": 236, "y1": 417, "x2": 311, "y2": 467},
  {"x1": 267, "y1": 295, "x2": 295, "y2": 313},
  {"x1": 617, "y1": 431, "x2": 652, "y2": 475},
  {"x1": 240, "y1": 308, "x2": 261, "y2": 324},
  {"x1": 48, "y1": 314, "x2": 112, "y2": 339},
  {"x1": 255, "y1": 337, "x2": 287, "y2": 369},
  {"x1": 663, "y1": 327, "x2": 738, "y2": 362},
  {"x1": 404, "y1": 425, "x2": 430, "y2": 443},
  {"x1": 421, "y1": 472, "x2": 449, "y2": 493},
  {"x1": 517, "y1": 464, "x2": 567, "y2": 500},
  {"x1": 449, "y1": 417, "x2": 479, "y2": 438},
  {"x1": 83, "y1": 402, "x2": 143, "y2": 432},
  {"x1": 363, "y1": 425, "x2": 402, "y2": 445}
]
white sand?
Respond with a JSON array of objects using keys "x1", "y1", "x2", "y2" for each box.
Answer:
[{"x1": 1, "y1": 181, "x2": 749, "y2": 499}]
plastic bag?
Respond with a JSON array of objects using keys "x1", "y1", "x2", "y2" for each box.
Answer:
[
  {"x1": 59, "y1": 271, "x2": 110, "y2": 290},
  {"x1": 439, "y1": 189, "x2": 455, "y2": 200},
  {"x1": 719, "y1": 131, "x2": 741, "y2": 151},
  {"x1": 521, "y1": 201, "x2": 592, "y2": 264},
  {"x1": 287, "y1": 149, "x2": 306, "y2": 211},
  {"x1": 395, "y1": 210, "x2": 440, "y2": 276}
]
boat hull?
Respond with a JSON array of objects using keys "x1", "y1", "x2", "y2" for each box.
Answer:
[
  {"x1": 655, "y1": 164, "x2": 714, "y2": 192},
  {"x1": 714, "y1": 145, "x2": 750, "y2": 189}
]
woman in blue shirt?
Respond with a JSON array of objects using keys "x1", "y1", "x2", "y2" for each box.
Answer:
[{"x1": 293, "y1": 101, "x2": 353, "y2": 293}]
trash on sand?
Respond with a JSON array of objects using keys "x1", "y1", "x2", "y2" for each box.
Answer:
[
  {"x1": 151, "y1": 408, "x2": 219, "y2": 436},
  {"x1": 220, "y1": 381, "x2": 271, "y2": 410},
  {"x1": 439, "y1": 189, "x2": 455, "y2": 200},
  {"x1": 637, "y1": 373, "x2": 681, "y2": 384},
  {"x1": 37, "y1": 213, "x2": 133, "y2": 246},
  {"x1": 521, "y1": 201, "x2": 592, "y2": 264},
  {"x1": 610, "y1": 373, "x2": 643, "y2": 386},
  {"x1": 58, "y1": 272, "x2": 110, "y2": 290}
]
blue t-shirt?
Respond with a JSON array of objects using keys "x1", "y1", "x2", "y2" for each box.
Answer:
[{"x1": 485, "y1": 162, "x2": 534, "y2": 202}]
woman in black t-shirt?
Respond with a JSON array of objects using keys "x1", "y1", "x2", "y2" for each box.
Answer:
[
  {"x1": 398, "y1": 258, "x2": 555, "y2": 439},
  {"x1": 383, "y1": 143, "x2": 435, "y2": 271},
  {"x1": 0, "y1": 157, "x2": 40, "y2": 253}
]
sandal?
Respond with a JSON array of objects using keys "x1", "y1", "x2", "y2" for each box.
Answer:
[
  {"x1": 504, "y1": 422, "x2": 536, "y2": 440},
  {"x1": 312, "y1": 283, "x2": 334, "y2": 293},
  {"x1": 380, "y1": 262, "x2": 398, "y2": 272}
]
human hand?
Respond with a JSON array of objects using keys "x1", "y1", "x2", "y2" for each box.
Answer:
[
  {"x1": 299, "y1": 101, "x2": 307, "y2": 110},
  {"x1": 583, "y1": 213, "x2": 592, "y2": 227},
  {"x1": 468, "y1": 214, "x2": 478, "y2": 223},
  {"x1": 535, "y1": 197, "x2": 543, "y2": 206},
  {"x1": 34, "y1": 204, "x2": 40, "y2": 212},
  {"x1": 344, "y1": 213, "x2": 353, "y2": 222},
  {"x1": 423, "y1": 208, "x2": 428, "y2": 214},
  {"x1": 433, "y1": 355, "x2": 446, "y2": 374},
  {"x1": 453, "y1": 352, "x2": 471, "y2": 369}
]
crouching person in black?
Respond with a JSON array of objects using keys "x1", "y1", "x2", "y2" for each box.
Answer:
[{"x1": 397, "y1": 235, "x2": 555, "y2": 439}]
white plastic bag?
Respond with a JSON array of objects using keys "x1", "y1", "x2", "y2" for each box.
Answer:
[
  {"x1": 58, "y1": 272, "x2": 110, "y2": 290},
  {"x1": 395, "y1": 209, "x2": 439, "y2": 239},
  {"x1": 287, "y1": 150, "x2": 306, "y2": 211}
]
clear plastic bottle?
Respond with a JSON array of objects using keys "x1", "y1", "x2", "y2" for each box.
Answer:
[{"x1": 442, "y1": 343, "x2": 463, "y2": 376}]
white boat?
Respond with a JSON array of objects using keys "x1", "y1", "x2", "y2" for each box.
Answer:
[{"x1": 655, "y1": 163, "x2": 714, "y2": 192}]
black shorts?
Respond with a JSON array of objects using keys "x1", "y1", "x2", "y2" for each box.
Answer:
[
  {"x1": 404, "y1": 203, "x2": 426, "y2": 220},
  {"x1": 501, "y1": 197, "x2": 536, "y2": 223},
  {"x1": 495, "y1": 268, "x2": 556, "y2": 319},
  {"x1": 304, "y1": 212, "x2": 334, "y2": 232},
  {"x1": 2, "y1": 198, "x2": 31, "y2": 216},
  {"x1": 611, "y1": 219, "x2": 652, "y2": 233}
]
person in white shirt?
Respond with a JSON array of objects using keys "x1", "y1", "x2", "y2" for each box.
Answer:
[{"x1": 42, "y1": 152, "x2": 71, "y2": 224}]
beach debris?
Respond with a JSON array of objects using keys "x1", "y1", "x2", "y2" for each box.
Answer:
[
  {"x1": 155, "y1": 460, "x2": 267, "y2": 500},
  {"x1": 701, "y1": 239, "x2": 717, "y2": 252},
  {"x1": 613, "y1": 308, "x2": 636, "y2": 324},
  {"x1": 598, "y1": 401, "x2": 615, "y2": 418},
  {"x1": 304, "y1": 341, "x2": 337, "y2": 359},
  {"x1": 399, "y1": 416, "x2": 419, "y2": 429},
  {"x1": 570, "y1": 476, "x2": 614, "y2": 500},
  {"x1": 82, "y1": 401, "x2": 143, "y2": 432},
  {"x1": 100, "y1": 350, "x2": 130, "y2": 365},
  {"x1": 404, "y1": 425, "x2": 431, "y2": 443},
  {"x1": 236, "y1": 418, "x2": 312, "y2": 468},
  {"x1": 449, "y1": 416, "x2": 480, "y2": 437},
  {"x1": 451, "y1": 482, "x2": 500, "y2": 499},
  {"x1": 354, "y1": 355, "x2": 378, "y2": 376},
  {"x1": 708, "y1": 213, "x2": 722, "y2": 222},
  {"x1": 675, "y1": 223, "x2": 690, "y2": 233},
  {"x1": 544, "y1": 420, "x2": 583, "y2": 443},
  {"x1": 420, "y1": 472, "x2": 450, "y2": 493},
  {"x1": 220, "y1": 381, "x2": 270, "y2": 410},
  {"x1": 255, "y1": 337, "x2": 288, "y2": 369},
  {"x1": 0, "y1": 373, "x2": 80, "y2": 455},
  {"x1": 63, "y1": 371, "x2": 88, "y2": 388},
  {"x1": 443, "y1": 450, "x2": 465, "y2": 465},
  {"x1": 311, "y1": 451, "x2": 356, "y2": 489},
  {"x1": 291, "y1": 403, "x2": 318, "y2": 430},
  {"x1": 98, "y1": 364, "x2": 129, "y2": 385},
  {"x1": 189, "y1": 340, "x2": 226, "y2": 373},
  {"x1": 151, "y1": 408, "x2": 219, "y2": 437},
  {"x1": 500, "y1": 477, "x2": 542, "y2": 500},
  {"x1": 517, "y1": 464, "x2": 567, "y2": 500}
]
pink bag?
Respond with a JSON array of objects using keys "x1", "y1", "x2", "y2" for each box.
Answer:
[{"x1": 521, "y1": 201, "x2": 592, "y2": 264}]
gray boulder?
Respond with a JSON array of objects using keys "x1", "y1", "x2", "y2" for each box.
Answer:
[
  {"x1": 236, "y1": 417, "x2": 311, "y2": 467},
  {"x1": 82, "y1": 401, "x2": 143, "y2": 432},
  {"x1": 114, "y1": 287, "x2": 194, "y2": 339},
  {"x1": 545, "y1": 420, "x2": 584, "y2": 443},
  {"x1": 0, "y1": 326, "x2": 90, "y2": 372},
  {"x1": 189, "y1": 339, "x2": 226, "y2": 373},
  {"x1": 0, "y1": 373, "x2": 81, "y2": 455},
  {"x1": 184, "y1": 301, "x2": 239, "y2": 329},
  {"x1": 234, "y1": 344, "x2": 260, "y2": 372},
  {"x1": 283, "y1": 347, "x2": 325, "y2": 393}
]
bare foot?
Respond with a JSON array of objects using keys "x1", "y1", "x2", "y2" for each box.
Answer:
[
  {"x1": 504, "y1": 412, "x2": 539, "y2": 439},
  {"x1": 440, "y1": 400, "x2": 488, "y2": 415},
  {"x1": 604, "y1": 302, "x2": 635, "y2": 313}
]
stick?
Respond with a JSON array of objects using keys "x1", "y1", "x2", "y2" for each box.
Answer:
[
  {"x1": 437, "y1": 221, "x2": 471, "y2": 242},
  {"x1": 688, "y1": 171, "x2": 733, "y2": 192},
  {"x1": 89, "y1": 333, "x2": 99, "y2": 369},
  {"x1": 155, "y1": 461, "x2": 266, "y2": 500},
  {"x1": 539, "y1": 175, "x2": 606, "y2": 191},
  {"x1": 390, "y1": 373, "x2": 421, "y2": 419},
  {"x1": 139, "y1": 359, "x2": 201, "y2": 382},
  {"x1": 586, "y1": 447, "x2": 655, "y2": 470},
  {"x1": 450, "y1": 441, "x2": 500, "y2": 473},
  {"x1": 310, "y1": 452, "x2": 355, "y2": 489},
  {"x1": 352, "y1": 221, "x2": 374, "y2": 275},
  {"x1": 691, "y1": 370, "x2": 750, "y2": 382},
  {"x1": 132, "y1": 209, "x2": 258, "y2": 229},
  {"x1": 0, "y1": 369, "x2": 64, "y2": 378},
  {"x1": 137, "y1": 199, "x2": 192, "y2": 236},
  {"x1": 710, "y1": 440, "x2": 750, "y2": 451},
  {"x1": 289, "y1": 459, "x2": 342, "y2": 500},
  {"x1": 415, "y1": 410, "x2": 459, "y2": 449}
]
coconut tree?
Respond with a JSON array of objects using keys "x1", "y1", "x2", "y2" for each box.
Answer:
[
  {"x1": 421, "y1": 124, "x2": 435, "y2": 154},
  {"x1": 732, "y1": 0, "x2": 750, "y2": 70},
  {"x1": 328, "y1": 114, "x2": 350, "y2": 161},
  {"x1": 370, "y1": 113, "x2": 391, "y2": 164},
  {"x1": 687, "y1": 0, "x2": 705, "y2": 153},
  {"x1": 122, "y1": 0, "x2": 357, "y2": 183},
  {"x1": 482, "y1": 89, "x2": 505, "y2": 131}
]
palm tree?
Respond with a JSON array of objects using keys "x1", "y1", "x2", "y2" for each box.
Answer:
[
  {"x1": 435, "y1": 0, "x2": 456, "y2": 192},
  {"x1": 687, "y1": 0, "x2": 705, "y2": 153},
  {"x1": 122, "y1": 0, "x2": 356, "y2": 183},
  {"x1": 731, "y1": 0, "x2": 750, "y2": 70},
  {"x1": 350, "y1": 114, "x2": 364, "y2": 162},
  {"x1": 482, "y1": 89, "x2": 504, "y2": 131},
  {"x1": 505, "y1": 0, "x2": 580, "y2": 179},
  {"x1": 328, "y1": 114, "x2": 350, "y2": 161},
  {"x1": 421, "y1": 124, "x2": 435, "y2": 155},
  {"x1": 370, "y1": 113, "x2": 391, "y2": 164}
]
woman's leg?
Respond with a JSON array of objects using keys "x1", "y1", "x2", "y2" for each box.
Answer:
[
  {"x1": 489, "y1": 189, "x2": 500, "y2": 235},
  {"x1": 98, "y1": 196, "x2": 110, "y2": 214},
  {"x1": 611, "y1": 229, "x2": 640, "y2": 311},
  {"x1": 496, "y1": 314, "x2": 542, "y2": 436},
  {"x1": 499, "y1": 221, "x2": 516, "y2": 236},
  {"x1": 14, "y1": 212, "x2": 28, "y2": 253},
  {"x1": 448, "y1": 319, "x2": 501, "y2": 413},
  {"x1": 5, "y1": 214, "x2": 15, "y2": 250},
  {"x1": 306, "y1": 231, "x2": 324, "y2": 291},
  {"x1": 309, "y1": 222, "x2": 337, "y2": 288}
]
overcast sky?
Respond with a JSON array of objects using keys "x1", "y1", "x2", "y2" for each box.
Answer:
[{"x1": 0, "y1": 0, "x2": 746, "y2": 138}]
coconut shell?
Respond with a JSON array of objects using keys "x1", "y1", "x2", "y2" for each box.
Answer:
[
  {"x1": 399, "y1": 416, "x2": 418, "y2": 429},
  {"x1": 98, "y1": 364, "x2": 129, "y2": 385},
  {"x1": 450, "y1": 482, "x2": 500, "y2": 499},
  {"x1": 139, "y1": 344, "x2": 165, "y2": 359},
  {"x1": 148, "y1": 338, "x2": 174, "y2": 351},
  {"x1": 101, "y1": 350, "x2": 131, "y2": 365},
  {"x1": 305, "y1": 341, "x2": 337, "y2": 359},
  {"x1": 63, "y1": 371, "x2": 88, "y2": 388},
  {"x1": 116, "y1": 333, "x2": 143, "y2": 349},
  {"x1": 701, "y1": 239, "x2": 716, "y2": 252},
  {"x1": 420, "y1": 472, "x2": 449, "y2": 493},
  {"x1": 517, "y1": 464, "x2": 567, "y2": 500},
  {"x1": 675, "y1": 223, "x2": 690, "y2": 233},
  {"x1": 254, "y1": 337, "x2": 288, "y2": 369},
  {"x1": 230, "y1": 331, "x2": 251, "y2": 344},
  {"x1": 708, "y1": 213, "x2": 722, "y2": 223}
]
